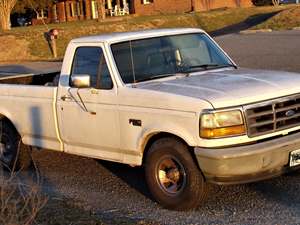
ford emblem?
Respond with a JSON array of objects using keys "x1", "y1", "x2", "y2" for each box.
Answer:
[{"x1": 286, "y1": 109, "x2": 296, "y2": 117}]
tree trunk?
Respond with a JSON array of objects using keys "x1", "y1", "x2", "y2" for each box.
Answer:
[
  {"x1": 272, "y1": 0, "x2": 280, "y2": 5},
  {"x1": 0, "y1": 9, "x2": 10, "y2": 30},
  {"x1": 97, "y1": 0, "x2": 106, "y2": 21},
  {"x1": 0, "y1": 0, "x2": 17, "y2": 31}
]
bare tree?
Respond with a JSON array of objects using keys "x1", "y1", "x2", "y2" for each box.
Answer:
[
  {"x1": 97, "y1": 0, "x2": 106, "y2": 20},
  {"x1": 0, "y1": 0, "x2": 17, "y2": 31}
]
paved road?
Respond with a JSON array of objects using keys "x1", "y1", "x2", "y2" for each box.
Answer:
[
  {"x1": 12, "y1": 30, "x2": 300, "y2": 224},
  {"x1": 216, "y1": 30, "x2": 300, "y2": 73}
]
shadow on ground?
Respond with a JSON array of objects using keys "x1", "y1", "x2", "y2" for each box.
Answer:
[
  {"x1": 210, "y1": 11, "x2": 281, "y2": 37},
  {"x1": 98, "y1": 158, "x2": 300, "y2": 213},
  {"x1": 98, "y1": 160, "x2": 153, "y2": 200}
]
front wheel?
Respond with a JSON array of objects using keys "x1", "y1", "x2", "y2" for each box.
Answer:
[{"x1": 145, "y1": 137, "x2": 208, "y2": 210}]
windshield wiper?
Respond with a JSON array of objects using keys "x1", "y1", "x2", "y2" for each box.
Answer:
[
  {"x1": 189, "y1": 64, "x2": 235, "y2": 70},
  {"x1": 134, "y1": 74, "x2": 176, "y2": 83},
  {"x1": 177, "y1": 63, "x2": 236, "y2": 74}
]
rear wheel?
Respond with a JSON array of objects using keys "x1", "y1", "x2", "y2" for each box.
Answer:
[
  {"x1": 0, "y1": 120, "x2": 32, "y2": 172},
  {"x1": 145, "y1": 137, "x2": 208, "y2": 210}
]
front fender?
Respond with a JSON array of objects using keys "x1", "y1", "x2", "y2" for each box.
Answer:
[{"x1": 138, "y1": 122, "x2": 198, "y2": 153}]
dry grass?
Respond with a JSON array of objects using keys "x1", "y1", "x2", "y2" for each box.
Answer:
[
  {"x1": 254, "y1": 4, "x2": 300, "y2": 30},
  {"x1": 0, "y1": 5, "x2": 297, "y2": 62},
  {"x1": 0, "y1": 35, "x2": 34, "y2": 63},
  {"x1": 0, "y1": 166, "x2": 47, "y2": 225},
  {"x1": 0, "y1": 164, "x2": 154, "y2": 225},
  {"x1": 0, "y1": 5, "x2": 299, "y2": 62}
]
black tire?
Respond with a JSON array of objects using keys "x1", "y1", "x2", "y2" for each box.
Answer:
[
  {"x1": 145, "y1": 137, "x2": 208, "y2": 211},
  {"x1": 0, "y1": 120, "x2": 32, "y2": 172}
]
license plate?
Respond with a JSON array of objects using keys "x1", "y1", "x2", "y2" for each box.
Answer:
[{"x1": 290, "y1": 149, "x2": 300, "y2": 167}]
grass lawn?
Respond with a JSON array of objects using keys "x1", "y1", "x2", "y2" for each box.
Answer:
[
  {"x1": 0, "y1": 4, "x2": 298, "y2": 62},
  {"x1": 254, "y1": 5, "x2": 300, "y2": 30}
]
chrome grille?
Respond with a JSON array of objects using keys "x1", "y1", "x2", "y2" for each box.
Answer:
[{"x1": 245, "y1": 94, "x2": 300, "y2": 137}]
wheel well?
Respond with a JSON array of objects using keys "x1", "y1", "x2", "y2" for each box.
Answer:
[
  {"x1": 142, "y1": 132, "x2": 193, "y2": 165},
  {"x1": 0, "y1": 115, "x2": 19, "y2": 135}
]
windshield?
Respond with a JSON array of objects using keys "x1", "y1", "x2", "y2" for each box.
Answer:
[{"x1": 111, "y1": 33, "x2": 234, "y2": 84}]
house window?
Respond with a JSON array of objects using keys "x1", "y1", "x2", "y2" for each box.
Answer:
[
  {"x1": 141, "y1": 0, "x2": 153, "y2": 4},
  {"x1": 91, "y1": 0, "x2": 99, "y2": 19},
  {"x1": 69, "y1": 3, "x2": 73, "y2": 17},
  {"x1": 69, "y1": 2, "x2": 78, "y2": 17},
  {"x1": 37, "y1": 9, "x2": 47, "y2": 19},
  {"x1": 77, "y1": 2, "x2": 81, "y2": 16}
]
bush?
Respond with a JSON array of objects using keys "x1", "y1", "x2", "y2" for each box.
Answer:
[
  {"x1": 0, "y1": 169, "x2": 47, "y2": 225},
  {"x1": 252, "y1": 0, "x2": 271, "y2": 5},
  {"x1": 252, "y1": 0, "x2": 280, "y2": 5}
]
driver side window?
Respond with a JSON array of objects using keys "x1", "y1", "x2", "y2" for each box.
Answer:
[{"x1": 71, "y1": 47, "x2": 113, "y2": 89}]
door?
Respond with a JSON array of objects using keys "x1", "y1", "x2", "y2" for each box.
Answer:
[{"x1": 57, "y1": 45, "x2": 122, "y2": 162}]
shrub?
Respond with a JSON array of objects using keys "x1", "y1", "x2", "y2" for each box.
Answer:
[
  {"x1": 0, "y1": 168, "x2": 47, "y2": 225},
  {"x1": 252, "y1": 0, "x2": 280, "y2": 5}
]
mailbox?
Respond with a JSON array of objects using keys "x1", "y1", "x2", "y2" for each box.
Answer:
[{"x1": 49, "y1": 29, "x2": 59, "y2": 40}]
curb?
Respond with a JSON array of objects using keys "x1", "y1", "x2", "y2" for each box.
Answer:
[{"x1": 240, "y1": 29, "x2": 273, "y2": 34}]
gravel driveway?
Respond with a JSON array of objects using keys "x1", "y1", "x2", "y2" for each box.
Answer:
[{"x1": 15, "y1": 30, "x2": 300, "y2": 224}]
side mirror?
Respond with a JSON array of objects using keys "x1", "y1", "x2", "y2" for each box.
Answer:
[{"x1": 71, "y1": 74, "x2": 91, "y2": 88}]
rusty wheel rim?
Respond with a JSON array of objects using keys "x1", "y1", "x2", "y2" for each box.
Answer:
[{"x1": 156, "y1": 156, "x2": 187, "y2": 196}]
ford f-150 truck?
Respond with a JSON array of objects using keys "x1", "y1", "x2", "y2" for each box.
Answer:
[{"x1": 1, "y1": 28, "x2": 300, "y2": 210}]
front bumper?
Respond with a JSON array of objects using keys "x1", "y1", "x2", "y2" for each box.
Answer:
[{"x1": 195, "y1": 132, "x2": 300, "y2": 185}]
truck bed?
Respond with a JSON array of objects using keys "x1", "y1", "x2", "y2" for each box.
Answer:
[
  {"x1": 0, "y1": 62, "x2": 62, "y2": 151},
  {"x1": 0, "y1": 62, "x2": 61, "y2": 86},
  {"x1": 0, "y1": 72, "x2": 60, "y2": 86}
]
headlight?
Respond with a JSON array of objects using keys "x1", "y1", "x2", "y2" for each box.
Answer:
[{"x1": 200, "y1": 110, "x2": 246, "y2": 139}]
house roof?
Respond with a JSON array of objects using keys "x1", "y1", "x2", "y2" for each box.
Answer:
[{"x1": 71, "y1": 28, "x2": 205, "y2": 44}]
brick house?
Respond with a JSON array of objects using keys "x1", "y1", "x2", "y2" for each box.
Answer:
[
  {"x1": 133, "y1": 0, "x2": 252, "y2": 15},
  {"x1": 33, "y1": 0, "x2": 253, "y2": 25}
]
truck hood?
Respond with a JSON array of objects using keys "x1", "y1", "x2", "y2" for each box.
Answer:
[{"x1": 137, "y1": 68, "x2": 300, "y2": 108}]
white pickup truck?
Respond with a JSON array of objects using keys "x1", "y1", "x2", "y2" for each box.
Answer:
[{"x1": 1, "y1": 28, "x2": 300, "y2": 210}]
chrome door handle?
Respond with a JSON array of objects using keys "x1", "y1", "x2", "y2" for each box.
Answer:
[{"x1": 61, "y1": 95, "x2": 72, "y2": 101}]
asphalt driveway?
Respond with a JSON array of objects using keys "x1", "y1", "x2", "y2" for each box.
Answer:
[{"x1": 216, "y1": 30, "x2": 300, "y2": 73}]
